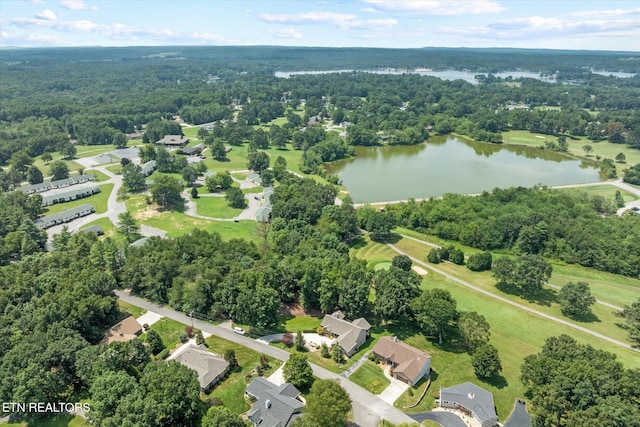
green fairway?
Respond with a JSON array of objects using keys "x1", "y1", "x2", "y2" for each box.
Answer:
[
  {"x1": 43, "y1": 183, "x2": 113, "y2": 215},
  {"x1": 349, "y1": 361, "x2": 390, "y2": 395},
  {"x1": 194, "y1": 196, "x2": 243, "y2": 219},
  {"x1": 206, "y1": 335, "x2": 280, "y2": 414}
]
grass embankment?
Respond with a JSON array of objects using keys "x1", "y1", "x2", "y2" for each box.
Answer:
[
  {"x1": 42, "y1": 183, "x2": 113, "y2": 215},
  {"x1": 206, "y1": 335, "x2": 280, "y2": 414},
  {"x1": 349, "y1": 361, "x2": 390, "y2": 394},
  {"x1": 283, "y1": 316, "x2": 321, "y2": 332}
]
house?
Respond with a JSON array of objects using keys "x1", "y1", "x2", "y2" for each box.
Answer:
[
  {"x1": 34, "y1": 204, "x2": 95, "y2": 229},
  {"x1": 247, "y1": 173, "x2": 262, "y2": 185},
  {"x1": 80, "y1": 225, "x2": 104, "y2": 236},
  {"x1": 19, "y1": 182, "x2": 51, "y2": 195},
  {"x1": 103, "y1": 316, "x2": 142, "y2": 344},
  {"x1": 256, "y1": 204, "x2": 272, "y2": 223},
  {"x1": 41, "y1": 186, "x2": 100, "y2": 207},
  {"x1": 173, "y1": 344, "x2": 230, "y2": 392},
  {"x1": 141, "y1": 160, "x2": 157, "y2": 177},
  {"x1": 246, "y1": 377, "x2": 304, "y2": 427},
  {"x1": 180, "y1": 143, "x2": 205, "y2": 156},
  {"x1": 439, "y1": 382, "x2": 498, "y2": 427},
  {"x1": 19, "y1": 174, "x2": 95, "y2": 195},
  {"x1": 372, "y1": 336, "x2": 431, "y2": 386},
  {"x1": 155, "y1": 135, "x2": 189, "y2": 146},
  {"x1": 320, "y1": 310, "x2": 371, "y2": 356}
]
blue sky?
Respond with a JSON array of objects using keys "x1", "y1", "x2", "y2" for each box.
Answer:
[{"x1": 1, "y1": 0, "x2": 639, "y2": 51}]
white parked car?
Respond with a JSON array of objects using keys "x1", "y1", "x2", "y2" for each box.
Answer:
[{"x1": 233, "y1": 327, "x2": 245, "y2": 335}]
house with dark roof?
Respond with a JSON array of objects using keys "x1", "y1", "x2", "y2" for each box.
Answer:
[
  {"x1": 155, "y1": 135, "x2": 189, "y2": 146},
  {"x1": 320, "y1": 310, "x2": 371, "y2": 356},
  {"x1": 180, "y1": 143, "x2": 205, "y2": 156},
  {"x1": 103, "y1": 316, "x2": 142, "y2": 344},
  {"x1": 173, "y1": 344, "x2": 230, "y2": 392},
  {"x1": 439, "y1": 382, "x2": 498, "y2": 427},
  {"x1": 246, "y1": 377, "x2": 304, "y2": 427},
  {"x1": 34, "y1": 204, "x2": 95, "y2": 229},
  {"x1": 372, "y1": 336, "x2": 431, "y2": 386}
]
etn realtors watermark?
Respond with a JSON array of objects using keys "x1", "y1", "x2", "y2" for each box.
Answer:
[{"x1": 2, "y1": 402, "x2": 90, "y2": 414}]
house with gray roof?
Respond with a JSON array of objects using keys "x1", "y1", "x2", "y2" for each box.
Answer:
[
  {"x1": 19, "y1": 181, "x2": 51, "y2": 195},
  {"x1": 246, "y1": 377, "x2": 304, "y2": 427},
  {"x1": 174, "y1": 344, "x2": 230, "y2": 392},
  {"x1": 141, "y1": 160, "x2": 156, "y2": 177},
  {"x1": 41, "y1": 186, "x2": 100, "y2": 206},
  {"x1": 34, "y1": 204, "x2": 94, "y2": 229},
  {"x1": 180, "y1": 143, "x2": 205, "y2": 156},
  {"x1": 439, "y1": 382, "x2": 498, "y2": 427},
  {"x1": 18, "y1": 174, "x2": 95, "y2": 195},
  {"x1": 372, "y1": 336, "x2": 431, "y2": 386},
  {"x1": 155, "y1": 135, "x2": 189, "y2": 146},
  {"x1": 320, "y1": 310, "x2": 370, "y2": 356}
]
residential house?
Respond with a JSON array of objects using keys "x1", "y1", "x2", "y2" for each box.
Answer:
[
  {"x1": 81, "y1": 225, "x2": 104, "y2": 236},
  {"x1": 103, "y1": 316, "x2": 142, "y2": 344},
  {"x1": 173, "y1": 344, "x2": 230, "y2": 392},
  {"x1": 18, "y1": 174, "x2": 94, "y2": 195},
  {"x1": 34, "y1": 204, "x2": 95, "y2": 229},
  {"x1": 439, "y1": 382, "x2": 498, "y2": 427},
  {"x1": 246, "y1": 377, "x2": 304, "y2": 427},
  {"x1": 141, "y1": 160, "x2": 157, "y2": 177},
  {"x1": 320, "y1": 310, "x2": 371, "y2": 356},
  {"x1": 155, "y1": 135, "x2": 189, "y2": 146},
  {"x1": 372, "y1": 336, "x2": 431, "y2": 386},
  {"x1": 41, "y1": 186, "x2": 100, "y2": 207},
  {"x1": 180, "y1": 143, "x2": 205, "y2": 156}
]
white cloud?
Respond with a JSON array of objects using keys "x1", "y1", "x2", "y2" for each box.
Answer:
[
  {"x1": 35, "y1": 9, "x2": 57, "y2": 21},
  {"x1": 339, "y1": 19, "x2": 397, "y2": 30},
  {"x1": 259, "y1": 11, "x2": 357, "y2": 26},
  {"x1": 267, "y1": 27, "x2": 303, "y2": 39},
  {"x1": 570, "y1": 8, "x2": 640, "y2": 18},
  {"x1": 361, "y1": 0, "x2": 506, "y2": 16},
  {"x1": 59, "y1": 0, "x2": 97, "y2": 11}
]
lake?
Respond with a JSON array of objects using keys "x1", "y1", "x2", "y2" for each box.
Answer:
[{"x1": 325, "y1": 136, "x2": 602, "y2": 203}]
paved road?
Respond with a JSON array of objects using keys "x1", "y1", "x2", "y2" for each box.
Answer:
[
  {"x1": 385, "y1": 240, "x2": 639, "y2": 353},
  {"x1": 114, "y1": 291, "x2": 416, "y2": 426}
]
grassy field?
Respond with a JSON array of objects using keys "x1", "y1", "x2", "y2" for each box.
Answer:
[
  {"x1": 42, "y1": 183, "x2": 113, "y2": 215},
  {"x1": 349, "y1": 361, "x2": 390, "y2": 395},
  {"x1": 144, "y1": 317, "x2": 186, "y2": 353},
  {"x1": 117, "y1": 300, "x2": 146, "y2": 318},
  {"x1": 206, "y1": 335, "x2": 281, "y2": 414},
  {"x1": 560, "y1": 184, "x2": 637, "y2": 203},
  {"x1": 194, "y1": 196, "x2": 243, "y2": 219},
  {"x1": 283, "y1": 316, "x2": 322, "y2": 332}
]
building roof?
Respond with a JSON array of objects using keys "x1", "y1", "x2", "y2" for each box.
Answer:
[
  {"x1": 141, "y1": 160, "x2": 157, "y2": 176},
  {"x1": 246, "y1": 377, "x2": 303, "y2": 427},
  {"x1": 41, "y1": 186, "x2": 100, "y2": 205},
  {"x1": 440, "y1": 382, "x2": 498, "y2": 425},
  {"x1": 34, "y1": 204, "x2": 94, "y2": 229},
  {"x1": 321, "y1": 311, "x2": 370, "y2": 355},
  {"x1": 156, "y1": 135, "x2": 189, "y2": 145},
  {"x1": 373, "y1": 336, "x2": 431, "y2": 383},
  {"x1": 130, "y1": 237, "x2": 150, "y2": 247},
  {"x1": 256, "y1": 204, "x2": 272, "y2": 223},
  {"x1": 181, "y1": 143, "x2": 205, "y2": 155},
  {"x1": 174, "y1": 344, "x2": 230, "y2": 390},
  {"x1": 81, "y1": 225, "x2": 104, "y2": 235},
  {"x1": 104, "y1": 316, "x2": 142, "y2": 344},
  {"x1": 352, "y1": 317, "x2": 371, "y2": 329}
]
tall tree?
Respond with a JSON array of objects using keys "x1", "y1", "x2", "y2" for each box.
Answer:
[
  {"x1": 201, "y1": 406, "x2": 246, "y2": 427},
  {"x1": 412, "y1": 288, "x2": 458, "y2": 344},
  {"x1": 122, "y1": 163, "x2": 146, "y2": 192},
  {"x1": 471, "y1": 343, "x2": 502, "y2": 379},
  {"x1": 248, "y1": 150, "x2": 270, "y2": 172},
  {"x1": 225, "y1": 187, "x2": 246, "y2": 209},
  {"x1": 282, "y1": 353, "x2": 314, "y2": 390},
  {"x1": 117, "y1": 211, "x2": 140, "y2": 243},
  {"x1": 49, "y1": 160, "x2": 69, "y2": 181},
  {"x1": 616, "y1": 299, "x2": 640, "y2": 345},
  {"x1": 26, "y1": 165, "x2": 43, "y2": 184},
  {"x1": 458, "y1": 311, "x2": 491, "y2": 352},
  {"x1": 150, "y1": 175, "x2": 183, "y2": 210},
  {"x1": 492, "y1": 254, "x2": 552, "y2": 297},
  {"x1": 558, "y1": 281, "x2": 596, "y2": 318},
  {"x1": 305, "y1": 379, "x2": 351, "y2": 427},
  {"x1": 373, "y1": 264, "x2": 421, "y2": 323}
]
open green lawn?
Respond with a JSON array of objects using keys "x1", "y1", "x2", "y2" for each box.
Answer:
[
  {"x1": 560, "y1": 184, "x2": 638, "y2": 203},
  {"x1": 194, "y1": 196, "x2": 243, "y2": 219},
  {"x1": 117, "y1": 300, "x2": 146, "y2": 319},
  {"x1": 502, "y1": 130, "x2": 558, "y2": 146},
  {"x1": 182, "y1": 127, "x2": 201, "y2": 139},
  {"x1": 206, "y1": 335, "x2": 280, "y2": 414},
  {"x1": 350, "y1": 235, "x2": 399, "y2": 264},
  {"x1": 143, "y1": 317, "x2": 186, "y2": 353},
  {"x1": 42, "y1": 183, "x2": 113, "y2": 215},
  {"x1": 1, "y1": 414, "x2": 89, "y2": 427},
  {"x1": 373, "y1": 261, "x2": 392, "y2": 271},
  {"x1": 283, "y1": 316, "x2": 322, "y2": 332},
  {"x1": 105, "y1": 164, "x2": 122, "y2": 175},
  {"x1": 79, "y1": 217, "x2": 116, "y2": 238},
  {"x1": 349, "y1": 361, "x2": 390, "y2": 395}
]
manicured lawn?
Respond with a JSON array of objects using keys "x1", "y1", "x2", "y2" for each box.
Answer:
[
  {"x1": 105, "y1": 165, "x2": 122, "y2": 175},
  {"x1": 206, "y1": 335, "x2": 280, "y2": 414},
  {"x1": 349, "y1": 361, "x2": 390, "y2": 395},
  {"x1": 82, "y1": 169, "x2": 110, "y2": 182},
  {"x1": 118, "y1": 300, "x2": 146, "y2": 319},
  {"x1": 502, "y1": 130, "x2": 557, "y2": 146},
  {"x1": 349, "y1": 235, "x2": 399, "y2": 264},
  {"x1": 283, "y1": 316, "x2": 322, "y2": 332},
  {"x1": 394, "y1": 376, "x2": 431, "y2": 411},
  {"x1": 373, "y1": 261, "x2": 392, "y2": 271},
  {"x1": 194, "y1": 196, "x2": 243, "y2": 219},
  {"x1": 42, "y1": 183, "x2": 113, "y2": 215},
  {"x1": 144, "y1": 317, "x2": 186, "y2": 353}
]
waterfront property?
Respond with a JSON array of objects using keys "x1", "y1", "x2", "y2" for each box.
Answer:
[
  {"x1": 246, "y1": 377, "x2": 304, "y2": 427},
  {"x1": 34, "y1": 203, "x2": 95, "y2": 229},
  {"x1": 41, "y1": 186, "x2": 100, "y2": 206},
  {"x1": 320, "y1": 310, "x2": 371, "y2": 356},
  {"x1": 439, "y1": 382, "x2": 498, "y2": 427},
  {"x1": 103, "y1": 316, "x2": 143, "y2": 344},
  {"x1": 173, "y1": 343, "x2": 230, "y2": 392},
  {"x1": 372, "y1": 336, "x2": 431, "y2": 386}
]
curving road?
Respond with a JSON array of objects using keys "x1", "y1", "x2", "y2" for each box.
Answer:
[
  {"x1": 114, "y1": 291, "x2": 416, "y2": 427},
  {"x1": 385, "y1": 239, "x2": 639, "y2": 353}
]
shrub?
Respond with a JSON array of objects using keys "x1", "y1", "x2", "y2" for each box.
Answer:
[
  {"x1": 281, "y1": 332, "x2": 294, "y2": 347},
  {"x1": 427, "y1": 248, "x2": 441, "y2": 264},
  {"x1": 156, "y1": 348, "x2": 170, "y2": 360},
  {"x1": 450, "y1": 248, "x2": 465, "y2": 265},
  {"x1": 179, "y1": 332, "x2": 189, "y2": 343},
  {"x1": 185, "y1": 326, "x2": 194, "y2": 337},
  {"x1": 316, "y1": 326, "x2": 324, "y2": 335},
  {"x1": 467, "y1": 252, "x2": 493, "y2": 271},
  {"x1": 320, "y1": 342, "x2": 330, "y2": 358}
]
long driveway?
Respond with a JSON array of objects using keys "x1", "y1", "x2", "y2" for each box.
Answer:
[
  {"x1": 114, "y1": 291, "x2": 415, "y2": 427},
  {"x1": 385, "y1": 239, "x2": 639, "y2": 353}
]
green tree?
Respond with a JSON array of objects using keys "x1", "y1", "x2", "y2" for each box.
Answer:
[
  {"x1": 205, "y1": 171, "x2": 233, "y2": 192},
  {"x1": 283, "y1": 353, "x2": 314, "y2": 390},
  {"x1": 412, "y1": 288, "x2": 458, "y2": 344},
  {"x1": 226, "y1": 187, "x2": 246, "y2": 209},
  {"x1": 117, "y1": 211, "x2": 140, "y2": 243},
  {"x1": 294, "y1": 331, "x2": 306, "y2": 351},
  {"x1": 201, "y1": 406, "x2": 247, "y2": 427},
  {"x1": 320, "y1": 342, "x2": 330, "y2": 358},
  {"x1": 427, "y1": 248, "x2": 441, "y2": 264},
  {"x1": 150, "y1": 175, "x2": 183, "y2": 210},
  {"x1": 582, "y1": 144, "x2": 593, "y2": 156},
  {"x1": 558, "y1": 281, "x2": 596, "y2": 318},
  {"x1": 49, "y1": 160, "x2": 69, "y2": 181},
  {"x1": 146, "y1": 329, "x2": 165, "y2": 355},
  {"x1": 113, "y1": 132, "x2": 127, "y2": 148},
  {"x1": 373, "y1": 265, "x2": 421, "y2": 322},
  {"x1": 492, "y1": 254, "x2": 552, "y2": 297},
  {"x1": 466, "y1": 252, "x2": 492, "y2": 271},
  {"x1": 209, "y1": 138, "x2": 227, "y2": 160},
  {"x1": 89, "y1": 371, "x2": 140, "y2": 425},
  {"x1": 248, "y1": 150, "x2": 270, "y2": 172},
  {"x1": 557, "y1": 135, "x2": 568, "y2": 152},
  {"x1": 60, "y1": 142, "x2": 77, "y2": 159},
  {"x1": 458, "y1": 311, "x2": 491, "y2": 352},
  {"x1": 10, "y1": 150, "x2": 32, "y2": 174},
  {"x1": 273, "y1": 155, "x2": 288, "y2": 181},
  {"x1": 449, "y1": 248, "x2": 464, "y2": 265},
  {"x1": 122, "y1": 163, "x2": 146, "y2": 192},
  {"x1": 615, "y1": 152, "x2": 626, "y2": 163},
  {"x1": 224, "y1": 349, "x2": 238, "y2": 370},
  {"x1": 41, "y1": 152, "x2": 53, "y2": 164},
  {"x1": 392, "y1": 254, "x2": 412, "y2": 271},
  {"x1": 614, "y1": 190, "x2": 625, "y2": 208},
  {"x1": 260, "y1": 169, "x2": 274, "y2": 187},
  {"x1": 332, "y1": 343, "x2": 344, "y2": 364},
  {"x1": 471, "y1": 343, "x2": 502, "y2": 379},
  {"x1": 305, "y1": 379, "x2": 351, "y2": 427},
  {"x1": 181, "y1": 165, "x2": 198, "y2": 187},
  {"x1": 26, "y1": 165, "x2": 43, "y2": 185},
  {"x1": 616, "y1": 299, "x2": 640, "y2": 344},
  {"x1": 191, "y1": 187, "x2": 198, "y2": 199}
]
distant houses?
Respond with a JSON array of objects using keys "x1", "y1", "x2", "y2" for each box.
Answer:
[
  {"x1": 41, "y1": 186, "x2": 100, "y2": 207},
  {"x1": 34, "y1": 204, "x2": 95, "y2": 229},
  {"x1": 103, "y1": 316, "x2": 143, "y2": 344},
  {"x1": 173, "y1": 343, "x2": 230, "y2": 392},
  {"x1": 439, "y1": 382, "x2": 498, "y2": 427},
  {"x1": 246, "y1": 378, "x2": 304, "y2": 427},
  {"x1": 155, "y1": 135, "x2": 189, "y2": 147},
  {"x1": 320, "y1": 310, "x2": 371, "y2": 356},
  {"x1": 256, "y1": 186, "x2": 273, "y2": 223},
  {"x1": 19, "y1": 174, "x2": 95, "y2": 195},
  {"x1": 372, "y1": 336, "x2": 432, "y2": 386}
]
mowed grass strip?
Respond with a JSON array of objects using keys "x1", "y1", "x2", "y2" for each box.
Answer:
[
  {"x1": 283, "y1": 316, "x2": 321, "y2": 332},
  {"x1": 349, "y1": 361, "x2": 390, "y2": 395},
  {"x1": 206, "y1": 335, "x2": 280, "y2": 414},
  {"x1": 393, "y1": 237, "x2": 633, "y2": 346}
]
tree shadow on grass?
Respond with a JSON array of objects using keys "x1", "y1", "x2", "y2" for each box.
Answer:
[
  {"x1": 495, "y1": 282, "x2": 557, "y2": 307},
  {"x1": 565, "y1": 311, "x2": 600, "y2": 323},
  {"x1": 480, "y1": 373, "x2": 509, "y2": 389},
  {"x1": 374, "y1": 233, "x2": 401, "y2": 244},
  {"x1": 348, "y1": 236, "x2": 368, "y2": 249}
]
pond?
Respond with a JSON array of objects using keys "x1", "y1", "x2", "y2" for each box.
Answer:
[{"x1": 325, "y1": 136, "x2": 602, "y2": 203}]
